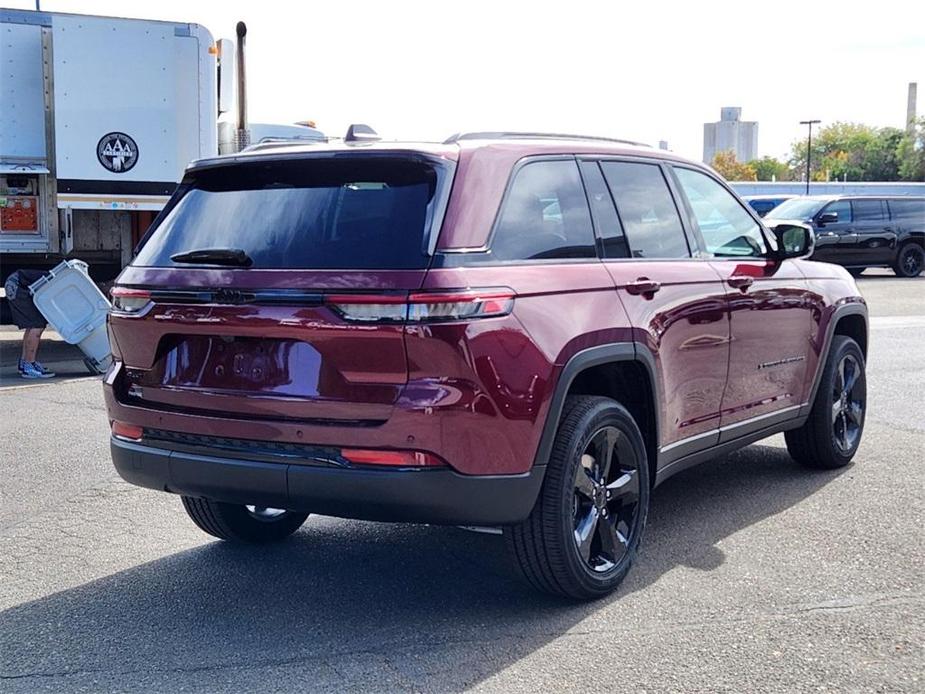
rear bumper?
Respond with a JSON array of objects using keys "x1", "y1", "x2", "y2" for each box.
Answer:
[{"x1": 111, "y1": 437, "x2": 545, "y2": 526}]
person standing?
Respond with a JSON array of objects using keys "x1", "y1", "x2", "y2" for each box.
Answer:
[{"x1": 4, "y1": 269, "x2": 56, "y2": 379}]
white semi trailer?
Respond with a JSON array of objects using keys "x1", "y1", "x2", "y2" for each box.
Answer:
[{"x1": 0, "y1": 8, "x2": 323, "y2": 286}]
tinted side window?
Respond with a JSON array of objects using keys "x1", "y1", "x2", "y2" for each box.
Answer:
[
  {"x1": 823, "y1": 200, "x2": 852, "y2": 223},
  {"x1": 600, "y1": 162, "x2": 690, "y2": 259},
  {"x1": 490, "y1": 160, "x2": 595, "y2": 261},
  {"x1": 674, "y1": 167, "x2": 767, "y2": 257},
  {"x1": 888, "y1": 199, "x2": 925, "y2": 221},
  {"x1": 852, "y1": 200, "x2": 884, "y2": 221},
  {"x1": 578, "y1": 161, "x2": 629, "y2": 259}
]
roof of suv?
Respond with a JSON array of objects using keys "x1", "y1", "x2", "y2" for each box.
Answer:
[
  {"x1": 188, "y1": 132, "x2": 691, "y2": 171},
  {"x1": 185, "y1": 132, "x2": 712, "y2": 250}
]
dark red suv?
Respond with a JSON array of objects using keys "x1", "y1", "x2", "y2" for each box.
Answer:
[{"x1": 105, "y1": 133, "x2": 869, "y2": 599}]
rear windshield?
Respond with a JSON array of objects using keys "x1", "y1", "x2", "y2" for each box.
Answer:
[{"x1": 134, "y1": 156, "x2": 443, "y2": 269}]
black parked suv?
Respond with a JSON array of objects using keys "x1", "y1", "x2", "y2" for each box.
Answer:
[{"x1": 766, "y1": 196, "x2": 925, "y2": 277}]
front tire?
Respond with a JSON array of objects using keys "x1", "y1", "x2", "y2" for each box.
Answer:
[
  {"x1": 785, "y1": 335, "x2": 866, "y2": 469},
  {"x1": 181, "y1": 497, "x2": 308, "y2": 543},
  {"x1": 506, "y1": 396, "x2": 650, "y2": 600},
  {"x1": 893, "y1": 243, "x2": 924, "y2": 278}
]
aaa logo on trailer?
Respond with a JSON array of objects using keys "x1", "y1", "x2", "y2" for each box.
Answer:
[{"x1": 96, "y1": 133, "x2": 139, "y2": 173}]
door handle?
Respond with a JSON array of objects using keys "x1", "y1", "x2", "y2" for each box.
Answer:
[
  {"x1": 625, "y1": 278, "x2": 661, "y2": 295},
  {"x1": 728, "y1": 275, "x2": 754, "y2": 290}
]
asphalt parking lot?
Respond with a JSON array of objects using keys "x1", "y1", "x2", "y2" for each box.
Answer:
[{"x1": 0, "y1": 270, "x2": 922, "y2": 693}]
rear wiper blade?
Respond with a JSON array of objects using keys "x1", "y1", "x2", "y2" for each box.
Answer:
[{"x1": 170, "y1": 248, "x2": 253, "y2": 267}]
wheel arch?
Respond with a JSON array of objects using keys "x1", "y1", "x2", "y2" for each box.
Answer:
[
  {"x1": 803, "y1": 302, "x2": 869, "y2": 417},
  {"x1": 533, "y1": 343, "x2": 660, "y2": 487},
  {"x1": 833, "y1": 312, "x2": 868, "y2": 359},
  {"x1": 898, "y1": 231, "x2": 925, "y2": 249}
]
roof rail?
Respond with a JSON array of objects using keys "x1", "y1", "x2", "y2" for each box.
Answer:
[
  {"x1": 443, "y1": 131, "x2": 651, "y2": 147},
  {"x1": 239, "y1": 138, "x2": 327, "y2": 153}
]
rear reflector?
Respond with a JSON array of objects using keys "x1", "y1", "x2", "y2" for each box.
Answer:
[
  {"x1": 326, "y1": 288, "x2": 515, "y2": 324},
  {"x1": 112, "y1": 421, "x2": 143, "y2": 441},
  {"x1": 341, "y1": 448, "x2": 444, "y2": 467}
]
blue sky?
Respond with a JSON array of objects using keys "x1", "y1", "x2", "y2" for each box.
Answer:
[{"x1": 12, "y1": 0, "x2": 925, "y2": 162}]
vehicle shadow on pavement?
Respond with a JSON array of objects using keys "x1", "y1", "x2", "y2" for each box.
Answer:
[{"x1": 0, "y1": 443, "x2": 844, "y2": 691}]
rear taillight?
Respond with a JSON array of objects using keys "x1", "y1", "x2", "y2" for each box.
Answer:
[
  {"x1": 111, "y1": 421, "x2": 143, "y2": 441},
  {"x1": 111, "y1": 287, "x2": 152, "y2": 314},
  {"x1": 324, "y1": 293, "x2": 408, "y2": 323},
  {"x1": 341, "y1": 448, "x2": 445, "y2": 467},
  {"x1": 326, "y1": 288, "x2": 515, "y2": 324}
]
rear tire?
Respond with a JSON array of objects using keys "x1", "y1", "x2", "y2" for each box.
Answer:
[
  {"x1": 181, "y1": 497, "x2": 308, "y2": 543},
  {"x1": 893, "y1": 243, "x2": 924, "y2": 278},
  {"x1": 506, "y1": 396, "x2": 650, "y2": 600},
  {"x1": 785, "y1": 335, "x2": 866, "y2": 469}
]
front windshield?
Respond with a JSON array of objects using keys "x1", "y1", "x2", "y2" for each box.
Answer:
[{"x1": 767, "y1": 198, "x2": 827, "y2": 220}]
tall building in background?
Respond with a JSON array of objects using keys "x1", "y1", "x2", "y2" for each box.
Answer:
[{"x1": 703, "y1": 107, "x2": 758, "y2": 164}]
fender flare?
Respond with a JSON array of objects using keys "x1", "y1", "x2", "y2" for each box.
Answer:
[
  {"x1": 531, "y1": 342, "x2": 660, "y2": 469},
  {"x1": 802, "y1": 302, "x2": 868, "y2": 417}
]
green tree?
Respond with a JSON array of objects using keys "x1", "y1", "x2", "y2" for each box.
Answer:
[
  {"x1": 863, "y1": 127, "x2": 903, "y2": 181},
  {"x1": 788, "y1": 122, "x2": 906, "y2": 181},
  {"x1": 710, "y1": 150, "x2": 757, "y2": 181},
  {"x1": 749, "y1": 156, "x2": 791, "y2": 181},
  {"x1": 897, "y1": 117, "x2": 925, "y2": 181}
]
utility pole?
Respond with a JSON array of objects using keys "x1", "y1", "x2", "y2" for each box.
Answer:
[{"x1": 799, "y1": 120, "x2": 821, "y2": 195}]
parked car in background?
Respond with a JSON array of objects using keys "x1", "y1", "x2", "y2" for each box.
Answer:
[
  {"x1": 105, "y1": 132, "x2": 869, "y2": 600},
  {"x1": 743, "y1": 194, "x2": 797, "y2": 217},
  {"x1": 766, "y1": 196, "x2": 925, "y2": 277}
]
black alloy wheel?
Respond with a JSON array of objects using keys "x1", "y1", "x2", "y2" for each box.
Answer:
[
  {"x1": 831, "y1": 353, "x2": 865, "y2": 454},
  {"x1": 507, "y1": 396, "x2": 650, "y2": 600},
  {"x1": 572, "y1": 426, "x2": 642, "y2": 572},
  {"x1": 785, "y1": 335, "x2": 866, "y2": 469},
  {"x1": 894, "y1": 244, "x2": 924, "y2": 278}
]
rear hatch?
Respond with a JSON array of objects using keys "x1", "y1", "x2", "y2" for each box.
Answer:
[{"x1": 109, "y1": 151, "x2": 454, "y2": 425}]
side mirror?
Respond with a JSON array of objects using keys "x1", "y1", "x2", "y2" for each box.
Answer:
[
  {"x1": 817, "y1": 211, "x2": 838, "y2": 226},
  {"x1": 771, "y1": 223, "x2": 815, "y2": 260}
]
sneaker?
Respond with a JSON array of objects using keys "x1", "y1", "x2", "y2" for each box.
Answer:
[
  {"x1": 17, "y1": 358, "x2": 27, "y2": 375},
  {"x1": 32, "y1": 361, "x2": 56, "y2": 376},
  {"x1": 21, "y1": 361, "x2": 55, "y2": 379}
]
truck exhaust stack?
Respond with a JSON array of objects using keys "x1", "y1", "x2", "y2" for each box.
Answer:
[{"x1": 234, "y1": 21, "x2": 251, "y2": 152}]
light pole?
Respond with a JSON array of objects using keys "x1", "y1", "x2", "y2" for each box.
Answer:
[{"x1": 799, "y1": 119, "x2": 821, "y2": 195}]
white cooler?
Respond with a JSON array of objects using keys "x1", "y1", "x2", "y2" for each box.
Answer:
[{"x1": 28, "y1": 260, "x2": 113, "y2": 374}]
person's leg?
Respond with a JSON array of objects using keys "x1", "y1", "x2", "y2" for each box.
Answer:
[{"x1": 21, "y1": 327, "x2": 43, "y2": 363}]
